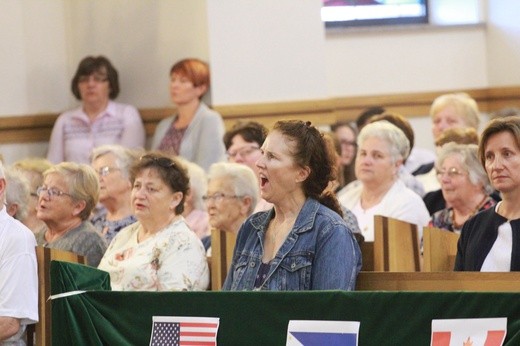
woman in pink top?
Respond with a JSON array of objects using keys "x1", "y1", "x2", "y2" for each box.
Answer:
[{"x1": 47, "y1": 56, "x2": 145, "y2": 164}]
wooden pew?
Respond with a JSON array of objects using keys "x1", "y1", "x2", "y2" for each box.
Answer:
[
  {"x1": 210, "y1": 229, "x2": 237, "y2": 291},
  {"x1": 356, "y1": 271, "x2": 520, "y2": 292},
  {"x1": 422, "y1": 226, "x2": 460, "y2": 272},
  {"x1": 28, "y1": 247, "x2": 86, "y2": 346},
  {"x1": 373, "y1": 215, "x2": 420, "y2": 272}
]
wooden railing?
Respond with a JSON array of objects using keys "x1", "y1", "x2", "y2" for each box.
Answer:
[{"x1": 1, "y1": 86, "x2": 519, "y2": 144}]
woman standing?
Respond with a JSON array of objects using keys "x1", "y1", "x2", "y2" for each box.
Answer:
[
  {"x1": 47, "y1": 56, "x2": 145, "y2": 164},
  {"x1": 98, "y1": 152, "x2": 209, "y2": 291},
  {"x1": 152, "y1": 58, "x2": 226, "y2": 172},
  {"x1": 455, "y1": 116, "x2": 520, "y2": 271},
  {"x1": 223, "y1": 120, "x2": 361, "y2": 291}
]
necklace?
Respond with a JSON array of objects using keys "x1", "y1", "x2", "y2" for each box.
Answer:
[{"x1": 452, "y1": 195, "x2": 488, "y2": 230}]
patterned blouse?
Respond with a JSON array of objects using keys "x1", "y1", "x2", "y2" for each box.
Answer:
[
  {"x1": 91, "y1": 209, "x2": 137, "y2": 243},
  {"x1": 429, "y1": 196, "x2": 497, "y2": 233},
  {"x1": 157, "y1": 120, "x2": 187, "y2": 156},
  {"x1": 97, "y1": 217, "x2": 209, "y2": 291}
]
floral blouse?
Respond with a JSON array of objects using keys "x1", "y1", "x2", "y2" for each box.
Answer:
[
  {"x1": 97, "y1": 217, "x2": 209, "y2": 291},
  {"x1": 429, "y1": 196, "x2": 497, "y2": 233}
]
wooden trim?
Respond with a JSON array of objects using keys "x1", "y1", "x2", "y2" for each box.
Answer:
[{"x1": 1, "y1": 86, "x2": 520, "y2": 144}]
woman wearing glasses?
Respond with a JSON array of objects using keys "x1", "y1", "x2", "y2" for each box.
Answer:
[
  {"x1": 429, "y1": 143, "x2": 496, "y2": 233},
  {"x1": 203, "y1": 162, "x2": 259, "y2": 253},
  {"x1": 90, "y1": 144, "x2": 141, "y2": 243},
  {"x1": 35, "y1": 162, "x2": 107, "y2": 267},
  {"x1": 456, "y1": 117, "x2": 520, "y2": 271},
  {"x1": 151, "y1": 58, "x2": 226, "y2": 172},
  {"x1": 98, "y1": 152, "x2": 209, "y2": 291},
  {"x1": 223, "y1": 120, "x2": 361, "y2": 291},
  {"x1": 47, "y1": 56, "x2": 145, "y2": 164}
]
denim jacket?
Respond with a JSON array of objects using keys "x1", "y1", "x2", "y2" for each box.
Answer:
[{"x1": 222, "y1": 198, "x2": 362, "y2": 291}]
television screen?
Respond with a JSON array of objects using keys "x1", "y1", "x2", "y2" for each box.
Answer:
[{"x1": 322, "y1": 0, "x2": 428, "y2": 28}]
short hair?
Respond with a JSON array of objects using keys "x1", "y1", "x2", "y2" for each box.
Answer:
[
  {"x1": 357, "y1": 120, "x2": 410, "y2": 164},
  {"x1": 130, "y1": 152, "x2": 189, "y2": 215},
  {"x1": 430, "y1": 93, "x2": 480, "y2": 130},
  {"x1": 5, "y1": 168, "x2": 30, "y2": 221},
  {"x1": 91, "y1": 144, "x2": 141, "y2": 180},
  {"x1": 478, "y1": 116, "x2": 520, "y2": 166},
  {"x1": 272, "y1": 120, "x2": 342, "y2": 215},
  {"x1": 330, "y1": 120, "x2": 357, "y2": 135},
  {"x1": 12, "y1": 157, "x2": 53, "y2": 195},
  {"x1": 223, "y1": 121, "x2": 268, "y2": 150},
  {"x1": 435, "y1": 127, "x2": 479, "y2": 147},
  {"x1": 436, "y1": 142, "x2": 493, "y2": 195},
  {"x1": 207, "y1": 162, "x2": 259, "y2": 215},
  {"x1": 356, "y1": 106, "x2": 386, "y2": 130},
  {"x1": 177, "y1": 158, "x2": 207, "y2": 211},
  {"x1": 369, "y1": 112, "x2": 415, "y2": 157},
  {"x1": 44, "y1": 162, "x2": 99, "y2": 221},
  {"x1": 170, "y1": 58, "x2": 210, "y2": 95},
  {"x1": 490, "y1": 107, "x2": 520, "y2": 119},
  {"x1": 71, "y1": 56, "x2": 120, "y2": 100}
]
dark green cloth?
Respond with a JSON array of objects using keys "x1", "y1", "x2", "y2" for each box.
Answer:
[{"x1": 51, "y1": 261, "x2": 520, "y2": 345}]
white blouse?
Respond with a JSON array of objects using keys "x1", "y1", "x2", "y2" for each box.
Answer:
[{"x1": 98, "y1": 217, "x2": 209, "y2": 291}]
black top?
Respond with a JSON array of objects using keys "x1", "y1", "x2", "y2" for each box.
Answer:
[{"x1": 455, "y1": 207, "x2": 520, "y2": 271}]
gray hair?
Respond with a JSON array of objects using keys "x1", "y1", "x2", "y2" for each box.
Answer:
[
  {"x1": 436, "y1": 142, "x2": 493, "y2": 195},
  {"x1": 91, "y1": 144, "x2": 141, "y2": 179},
  {"x1": 5, "y1": 167, "x2": 30, "y2": 221},
  {"x1": 357, "y1": 120, "x2": 410, "y2": 163},
  {"x1": 207, "y1": 162, "x2": 259, "y2": 215},
  {"x1": 177, "y1": 158, "x2": 207, "y2": 211}
]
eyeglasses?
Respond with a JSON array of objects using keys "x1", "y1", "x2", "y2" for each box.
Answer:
[
  {"x1": 36, "y1": 186, "x2": 72, "y2": 199},
  {"x1": 436, "y1": 167, "x2": 466, "y2": 179},
  {"x1": 139, "y1": 154, "x2": 176, "y2": 168},
  {"x1": 96, "y1": 166, "x2": 120, "y2": 177},
  {"x1": 202, "y1": 193, "x2": 242, "y2": 203},
  {"x1": 78, "y1": 74, "x2": 108, "y2": 84},
  {"x1": 226, "y1": 145, "x2": 260, "y2": 160},
  {"x1": 339, "y1": 140, "x2": 357, "y2": 148}
]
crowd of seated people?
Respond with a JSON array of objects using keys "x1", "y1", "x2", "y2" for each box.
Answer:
[{"x1": 5, "y1": 53, "x2": 520, "y2": 331}]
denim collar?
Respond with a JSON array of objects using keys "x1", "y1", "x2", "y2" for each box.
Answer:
[{"x1": 249, "y1": 198, "x2": 320, "y2": 235}]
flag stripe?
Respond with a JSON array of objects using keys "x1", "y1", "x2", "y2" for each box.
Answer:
[
  {"x1": 485, "y1": 330, "x2": 506, "y2": 346},
  {"x1": 180, "y1": 332, "x2": 216, "y2": 337},
  {"x1": 181, "y1": 322, "x2": 218, "y2": 328},
  {"x1": 179, "y1": 342, "x2": 215, "y2": 346}
]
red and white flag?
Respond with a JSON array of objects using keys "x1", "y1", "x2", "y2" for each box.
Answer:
[
  {"x1": 431, "y1": 317, "x2": 507, "y2": 346},
  {"x1": 149, "y1": 316, "x2": 219, "y2": 346}
]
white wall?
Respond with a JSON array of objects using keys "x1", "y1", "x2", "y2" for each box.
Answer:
[{"x1": 1, "y1": 0, "x2": 519, "y2": 163}]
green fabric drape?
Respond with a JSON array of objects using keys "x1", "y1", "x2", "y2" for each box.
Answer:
[{"x1": 51, "y1": 261, "x2": 520, "y2": 345}]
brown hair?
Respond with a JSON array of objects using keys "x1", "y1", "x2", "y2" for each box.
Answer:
[
  {"x1": 130, "y1": 152, "x2": 189, "y2": 215},
  {"x1": 478, "y1": 116, "x2": 520, "y2": 166},
  {"x1": 223, "y1": 121, "x2": 268, "y2": 150},
  {"x1": 435, "y1": 127, "x2": 479, "y2": 147},
  {"x1": 71, "y1": 56, "x2": 119, "y2": 100},
  {"x1": 273, "y1": 120, "x2": 342, "y2": 216}
]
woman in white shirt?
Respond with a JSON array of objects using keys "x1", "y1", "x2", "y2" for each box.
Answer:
[{"x1": 338, "y1": 121, "x2": 430, "y2": 242}]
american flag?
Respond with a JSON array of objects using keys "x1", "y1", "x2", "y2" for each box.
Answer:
[{"x1": 149, "y1": 316, "x2": 220, "y2": 346}]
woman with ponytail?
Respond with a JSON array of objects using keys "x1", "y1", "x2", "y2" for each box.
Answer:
[{"x1": 222, "y1": 120, "x2": 361, "y2": 291}]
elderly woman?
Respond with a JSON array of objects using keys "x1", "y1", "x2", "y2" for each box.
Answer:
[
  {"x1": 35, "y1": 162, "x2": 107, "y2": 267},
  {"x1": 4, "y1": 168, "x2": 31, "y2": 222},
  {"x1": 223, "y1": 121, "x2": 272, "y2": 212},
  {"x1": 98, "y1": 152, "x2": 209, "y2": 291},
  {"x1": 178, "y1": 158, "x2": 210, "y2": 240},
  {"x1": 223, "y1": 120, "x2": 361, "y2": 291},
  {"x1": 339, "y1": 121, "x2": 430, "y2": 242},
  {"x1": 47, "y1": 56, "x2": 145, "y2": 164},
  {"x1": 152, "y1": 58, "x2": 226, "y2": 171},
  {"x1": 90, "y1": 144, "x2": 140, "y2": 243},
  {"x1": 205, "y1": 162, "x2": 259, "y2": 237},
  {"x1": 11, "y1": 158, "x2": 53, "y2": 234},
  {"x1": 455, "y1": 116, "x2": 520, "y2": 271},
  {"x1": 430, "y1": 143, "x2": 496, "y2": 233},
  {"x1": 416, "y1": 93, "x2": 481, "y2": 192}
]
